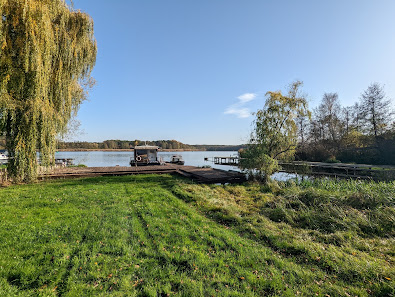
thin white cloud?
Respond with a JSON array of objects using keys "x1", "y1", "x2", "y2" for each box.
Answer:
[
  {"x1": 224, "y1": 106, "x2": 251, "y2": 118},
  {"x1": 224, "y1": 92, "x2": 256, "y2": 118},
  {"x1": 237, "y1": 93, "x2": 256, "y2": 103}
]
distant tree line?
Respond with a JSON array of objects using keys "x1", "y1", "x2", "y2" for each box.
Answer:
[
  {"x1": 57, "y1": 139, "x2": 197, "y2": 150},
  {"x1": 193, "y1": 145, "x2": 246, "y2": 151},
  {"x1": 295, "y1": 83, "x2": 395, "y2": 165},
  {"x1": 55, "y1": 140, "x2": 246, "y2": 151},
  {"x1": 0, "y1": 137, "x2": 245, "y2": 152}
]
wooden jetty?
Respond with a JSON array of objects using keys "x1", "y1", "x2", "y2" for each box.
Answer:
[
  {"x1": 177, "y1": 167, "x2": 245, "y2": 184},
  {"x1": 38, "y1": 165, "x2": 178, "y2": 180},
  {"x1": 211, "y1": 156, "x2": 239, "y2": 166},
  {"x1": 208, "y1": 156, "x2": 395, "y2": 181},
  {"x1": 279, "y1": 161, "x2": 395, "y2": 181},
  {"x1": 36, "y1": 164, "x2": 246, "y2": 184}
]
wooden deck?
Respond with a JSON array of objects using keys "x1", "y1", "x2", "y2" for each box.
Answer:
[
  {"x1": 279, "y1": 161, "x2": 395, "y2": 181},
  {"x1": 209, "y1": 156, "x2": 395, "y2": 181},
  {"x1": 37, "y1": 164, "x2": 246, "y2": 184},
  {"x1": 177, "y1": 167, "x2": 245, "y2": 184}
]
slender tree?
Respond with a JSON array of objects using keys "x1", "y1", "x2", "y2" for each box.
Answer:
[
  {"x1": 360, "y1": 83, "x2": 393, "y2": 137},
  {"x1": 318, "y1": 93, "x2": 341, "y2": 142},
  {"x1": 296, "y1": 113, "x2": 308, "y2": 145},
  {"x1": 341, "y1": 106, "x2": 353, "y2": 136},
  {"x1": 0, "y1": 0, "x2": 96, "y2": 182}
]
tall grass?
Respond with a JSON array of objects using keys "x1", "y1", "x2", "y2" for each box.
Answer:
[
  {"x1": 172, "y1": 178, "x2": 395, "y2": 296},
  {"x1": 0, "y1": 175, "x2": 393, "y2": 296}
]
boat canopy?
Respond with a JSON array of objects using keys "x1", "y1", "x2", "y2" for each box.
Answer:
[{"x1": 134, "y1": 145, "x2": 159, "y2": 150}]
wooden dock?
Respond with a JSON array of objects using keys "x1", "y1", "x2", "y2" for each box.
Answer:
[
  {"x1": 208, "y1": 156, "x2": 395, "y2": 181},
  {"x1": 279, "y1": 161, "x2": 395, "y2": 181},
  {"x1": 209, "y1": 156, "x2": 239, "y2": 166},
  {"x1": 37, "y1": 164, "x2": 246, "y2": 184},
  {"x1": 177, "y1": 167, "x2": 245, "y2": 184}
]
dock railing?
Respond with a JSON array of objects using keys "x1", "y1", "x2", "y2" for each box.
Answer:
[
  {"x1": 212, "y1": 156, "x2": 239, "y2": 166},
  {"x1": 278, "y1": 161, "x2": 395, "y2": 181},
  {"x1": 0, "y1": 164, "x2": 70, "y2": 184}
]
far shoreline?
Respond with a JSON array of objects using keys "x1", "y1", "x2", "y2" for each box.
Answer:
[{"x1": 56, "y1": 148, "x2": 207, "y2": 152}]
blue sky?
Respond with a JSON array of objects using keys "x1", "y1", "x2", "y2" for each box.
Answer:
[{"x1": 70, "y1": 0, "x2": 395, "y2": 145}]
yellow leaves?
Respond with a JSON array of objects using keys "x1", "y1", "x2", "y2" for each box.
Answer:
[
  {"x1": 132, "y1": 279, "x2": 143, "y2": 287},
  {"x1": 1, "y1": 0, "x2": 97, "y2": 182},
  {"x1": 385, "y1": 277, "x2": 391, "y2": 280}
]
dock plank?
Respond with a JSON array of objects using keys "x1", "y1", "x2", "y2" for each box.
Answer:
[
  {"x1": 178, "y1": 167, "x2": 245, "y2": 184},
  {"x1": 38, "y1": 165, "x2": 246, "y2": 184}
]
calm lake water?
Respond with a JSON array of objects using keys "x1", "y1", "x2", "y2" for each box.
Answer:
[
  {"x1": 54, "y1": 150, "x2": 297, "y2": 181},
  {"x1": 55, "y1": 151, "x2": 239, "y2": 170}
]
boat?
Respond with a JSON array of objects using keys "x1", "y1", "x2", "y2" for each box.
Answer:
[
  {"x1": 169, "y1": 155, "x2": 184, "y2": 165},
  {"x1": 130, "y1": 145, "x2": 164, "y2": 166},
  {"x1": 55, "y1": 158, "x2": 74, "y2": 166},
  {"x1": 0, "y1": 153, "x2": 8, "y2": 164}
]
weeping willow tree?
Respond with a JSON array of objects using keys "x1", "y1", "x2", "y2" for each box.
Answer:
[
  {"x1": 239, "y1": 81, "x2": 310, "y2": 182},
  {"x1": 0, "y1": 0, "x2": 96, "y2": 182}
]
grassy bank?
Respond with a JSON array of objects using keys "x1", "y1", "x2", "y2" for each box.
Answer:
[{"x1": 0, "y1": 175, "x2": 393, "y2": 296}]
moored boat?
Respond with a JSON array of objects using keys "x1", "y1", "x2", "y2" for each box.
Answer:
[
  {"x1": 0, "y1": 153, "x2": 8, "y2": 164},
  {"x1": 169, "y1": 155, "x2": 184, "y2": 165},
  {"x1": 130, "y1": 145, "x2": 164, "y2": 166}
]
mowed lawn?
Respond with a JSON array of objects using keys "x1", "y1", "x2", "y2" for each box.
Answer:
[{"x1": 0, "y1": 175, "x2": 393, "y2": 296}]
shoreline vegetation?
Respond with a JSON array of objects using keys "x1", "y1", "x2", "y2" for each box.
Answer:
[
  {"x1": 0, "y1": 138, "x2": 246, "y2": 152},
  {"x1": 56, "y1": 148, "x2": 206, "y2": 152},
  {"x1": 0, "y1": 174, "x2": 393, "y2": 296},
  {"x1": 55, "y1": 139, "x2": 246, "y2": 152}
]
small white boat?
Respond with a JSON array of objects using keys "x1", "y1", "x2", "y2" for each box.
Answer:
[
  {"x1": 169, "y1": 155, "x2": 184, "y2": 165},
  {"x1": 0, "y1": 153, "x2": 8, "y2": 164}
]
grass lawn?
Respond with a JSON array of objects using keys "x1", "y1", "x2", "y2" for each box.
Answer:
[{"x1": 0, "y1": 175, "x2": 393, "y2": 296}]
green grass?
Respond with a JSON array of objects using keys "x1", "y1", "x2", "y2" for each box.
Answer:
[{"x1": 0, "y1": 175, "x2": 393, "y2": 296}]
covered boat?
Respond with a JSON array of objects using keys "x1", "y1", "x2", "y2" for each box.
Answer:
[{"x1": 130, "y1": 145, "x2": 163, "y2": 166}]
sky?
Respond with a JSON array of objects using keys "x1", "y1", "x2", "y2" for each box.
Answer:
[{"x1": 69, "y1": 0, "x2": 395, "y2": 145}]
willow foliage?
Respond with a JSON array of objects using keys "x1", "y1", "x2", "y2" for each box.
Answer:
[
  {"x1": 0, "y1": 0, "x2": 96, "y2": 182},
  {"x1": 240, "y1": 81, "x2": 310, "y2": 182}
]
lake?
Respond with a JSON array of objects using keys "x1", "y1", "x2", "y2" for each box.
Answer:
[
  {"x1": 54, "y1": 150, "x2": 297, "y2": 181},
  {"x1": 55, "y1": 150, "x2": 239, "y2": 170}
]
